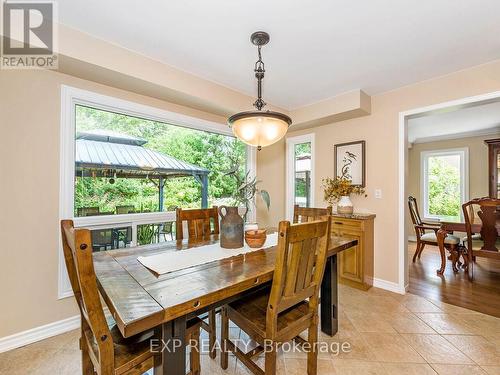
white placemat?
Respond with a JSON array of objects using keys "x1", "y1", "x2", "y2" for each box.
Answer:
[{"x1": 137, "y1": 233, "x2": 278, "y2": 275}]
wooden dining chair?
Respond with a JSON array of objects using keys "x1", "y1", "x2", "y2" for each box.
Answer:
[
  {"x1": 220, "y1": 218, "x2": 331, "y2": 375},
  {"x1": 60, "y1": 220, "x2": 202, "y2": 375},
  {"x1": 462, "y1": 197, "x2": 500, "y2": 279},
  {"x1": 293, "y1": 205, "x2": 332, "y2": 223},
  {"x1": 176, "y1": 206, "x2": 219, "y2": 359},
  {"x1": 176, "y1": 206, "x2": 219, "y2": 241},
  {"x1": 408, "y1": 196, "x2": 462, "y2": 264}
]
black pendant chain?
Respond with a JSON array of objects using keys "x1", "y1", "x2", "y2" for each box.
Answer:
[{"x1": 253, "y1": 45, "x2": 266, "y2": 111}]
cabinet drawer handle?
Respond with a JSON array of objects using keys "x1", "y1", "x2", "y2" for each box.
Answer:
[
  {"x1": 254, "y1": 278, "x2": 260, "y2": 284},
  {"x1": 334, "y1": 221, "x2": 343, "y2": 225},
  {"x1": 193, "y1": 301, "x2": 201, "y2": 308}
]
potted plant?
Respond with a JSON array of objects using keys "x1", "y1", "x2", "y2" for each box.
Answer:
[
  {"x1": 322, "y1": 175, "x2": 365, "y2": 214},
  {"x1": 220, "y1": 152, "x2": 270, "y2": 248},
  {"x1": 227, "y1": 169, "x2": 270, "y2": 224}
]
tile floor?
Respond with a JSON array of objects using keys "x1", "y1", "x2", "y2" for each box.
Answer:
[{"x1": 1, "y1": 285, "x2": 499, "y2": 374}]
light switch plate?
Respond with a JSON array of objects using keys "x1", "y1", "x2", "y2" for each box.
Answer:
[{"x1": 375, "y1": 189, "x2": 382, "y2": 199}]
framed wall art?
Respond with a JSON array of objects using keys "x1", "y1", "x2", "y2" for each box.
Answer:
[{"x1": 334, "y1": 140, "x2": 366, "y2": 187}]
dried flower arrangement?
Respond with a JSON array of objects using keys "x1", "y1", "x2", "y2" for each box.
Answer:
[{"x1": 322, "y1": 175, "x2": 366, "y2": 205}]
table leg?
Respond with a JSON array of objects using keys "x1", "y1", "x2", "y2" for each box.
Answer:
[
  {"x1": 154, "y1": 316, "x2": 187, "y2": 375},
  {"x1": 320, "y1": 254, "x2": 338, "y2": 336},
  {"x1": 436, "y1": 228, "x2": 448, "y2": 275}
]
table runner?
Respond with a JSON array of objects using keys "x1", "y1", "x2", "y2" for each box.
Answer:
[{"x1": 137, "y1": 233, "x2": 278, "y2": 275}]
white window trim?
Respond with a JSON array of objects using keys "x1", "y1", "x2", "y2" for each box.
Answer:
[
  {"x1": 285, "y1": 133, "x2": 315, "y2": 221},
  {"x1": 58, "y1": 85, "x2": 256, "y2": 299},
  {"x1": 420, "y1": 147, "x2": 469, "y2": 221}
]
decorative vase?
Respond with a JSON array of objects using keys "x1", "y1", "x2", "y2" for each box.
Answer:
[
  {"x1": 219, "y1": 206, "x2": 244, "y2": 248},
  {"x1": 337, "y1": 195, "x2": 354, "y2": 214}
]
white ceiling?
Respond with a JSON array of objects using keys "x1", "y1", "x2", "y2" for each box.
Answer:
[
  {"x1": 58, "y1": 0, "x2": 500, "y2": 109},
  {"x1": 408, "y1": 100, "x2": 500, "y2": 143}
]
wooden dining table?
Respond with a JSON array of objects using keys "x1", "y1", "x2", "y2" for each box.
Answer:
[
  {"x1": 93, "y1": 234, "x2": 357, "y2": 375},
  {"x1": 436, "y1": 219, "x2": 500, "y2": 275}
]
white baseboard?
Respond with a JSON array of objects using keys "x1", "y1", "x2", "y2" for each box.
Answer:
[
  {"x1": 0, "y1": 315, "x2": 80, "y2": 353},
  {"x1": 369, "y1": 277, "x2": 406, "y2": 295}
]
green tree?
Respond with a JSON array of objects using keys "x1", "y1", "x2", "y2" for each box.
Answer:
[
  {"x1": 428, "y1": 157, "x2": 460, "y2": 218},
  {"x1": 74, "y1": 105, "x2": 246, "y2": 214}
]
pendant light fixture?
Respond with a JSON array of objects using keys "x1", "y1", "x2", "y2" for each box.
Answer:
[{"x1": 228, "y1": 31, "x2": 292, "y2": 151}]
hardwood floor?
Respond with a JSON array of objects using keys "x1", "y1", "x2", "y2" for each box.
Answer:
[{"x1": 409, "y1": 243, "x2": 500, "y2": 317}]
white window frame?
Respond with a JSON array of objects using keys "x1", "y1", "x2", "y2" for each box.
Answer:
[
  {"x1": 420, "y1": 147, "x2": 469, "y2": 221},
  {"x1": 58, "y1": 85, "x2": 256, "y2": 298},
  {"x1": 285, "y1": 133, "x2": 315, "y2": 220}
]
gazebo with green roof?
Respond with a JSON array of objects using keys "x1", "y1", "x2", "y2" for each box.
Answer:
[{"x1": 75, "y1": 130, "x2": 210, "y2": 211}]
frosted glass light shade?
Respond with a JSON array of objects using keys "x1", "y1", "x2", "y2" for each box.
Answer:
[{"x1": 228, "y1": 111, "x2": 292, "y2": 149}]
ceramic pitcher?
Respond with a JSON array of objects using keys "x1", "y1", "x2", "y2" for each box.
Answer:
[{"x1": 219, "y1": 206, "x2": 244, "y2": 248}]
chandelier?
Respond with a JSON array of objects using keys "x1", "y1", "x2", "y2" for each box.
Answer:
[{"x1": 228, "y1": 31, "x2": 292, "y2": 151}]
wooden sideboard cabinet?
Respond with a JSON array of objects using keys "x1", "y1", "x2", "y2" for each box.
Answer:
[{"x1": 330, "y1": 213, "x2": 376, "y2": 290}]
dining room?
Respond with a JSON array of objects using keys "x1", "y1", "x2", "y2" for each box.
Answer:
[
  {"x1": 2, "y1": 1, "x2": 500, "y2": 375},
  {"x1": 406, "y1": 99, "x2": 500, "y2": 317}
]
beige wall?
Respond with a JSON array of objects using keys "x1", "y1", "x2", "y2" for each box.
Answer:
[
  {"x1": 0, "y1": 69, "x2": 228, "y2": 338},
  {"x1": 256, "y1": 59, "x2": 500, "y2": 286},
  {"x1": 406, "y1": 136, "x2": 495, "y2": 234}
]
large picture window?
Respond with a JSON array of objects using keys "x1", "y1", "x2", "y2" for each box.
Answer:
[
  {"x1": 59, "y1": 86, "x2": 255, "y2": 298},
  {"x1": 421, "y1": 148, "x2": 469, "y2": 221}
]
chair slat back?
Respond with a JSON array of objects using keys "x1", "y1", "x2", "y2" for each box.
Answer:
[
  {"x1": 293, "y1": 205, "x2": 332, "y2": 223},
  {"x1": 176, "y1": 206, "x2": 219, "y2": 240},
  {"x1": 267, "y1": 218, "x2": 330, "y2": 332},
  {"x1": 408, "y1": 196, "x2": 423, "y2": 226},
  {"x1": 463, "y1": 198, "x2": 500, "y2": 252},
  {"x1": 60, "y1": 220, "x2": 113, "y2": 372}
]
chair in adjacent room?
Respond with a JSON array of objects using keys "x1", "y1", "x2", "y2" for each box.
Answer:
[
  {"x1": 462, "y1": 197, "x2": 500, "y2": 279},
  {"x1": 408, "y1": 196, "x2": 462, "y2": 265}
]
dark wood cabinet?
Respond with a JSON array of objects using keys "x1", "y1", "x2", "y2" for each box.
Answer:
[{"x1": 485, "y1": 138, "x2": 500, "y2": 199}]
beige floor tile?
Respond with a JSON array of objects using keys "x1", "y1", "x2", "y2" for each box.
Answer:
[
  {"x1": 332, "y1": 359, "x2": 386, "y2": 375},
  {"x1": 416, "y1": 313, "x2": 475, "y2": 334},
  {"x1": 361, "y1": 332, "x2": 425, "y2": 363},
  {"x1": 232, "y1": 354, "x2": 286, "y2": 375},
  {"x1": 401, "y1": 334, "x2": 474, "y2": 364},
  {"x1": 389, "y1": 312, "x2": 437, "y2": 334},
  {"x1": 430, "y1": 364, "x2": 487, "y2": 375},
  {"x1": 202, "y1": 354, "x2": 235, "y2": 374},
  {"x1": 427, "y1": 299, "x2": 483, "y2": 315},
  {"x1": 482, "y1": 366, "x2": 500, "y2": 375},
  {"x1": 331, "y1": 333, "x2": 378, "y2": 362},
  {"x1": 382, "y1": 363, "x2": 437, "y2": 374},
  {"x1": 0, "y1": 346, "x2": 80, "y2": 375},
  {"x1": 368, "y1": 296, "x2": 411, "y2": 314},
  {"x1": 482, "y1": 333, "x2": 500, "y2": 346},
  {"x1": 3, "y1": 286, "x2": 496, "y2": 375},
  {"x1": 401, "y1": 295, "x2": 444, "y2": 313},
  {"x1": 444, "y1": 335, "x2": 500, "y2": 366},
  {"x1": 344, "y1": 311, "x2": 397, "y2": 333},
  {"x1": 460, "y1": 314, "x2": 500, "y2": 336},
  {"x1": 284, "y1": 357, "x2": 335, "y2": 375},
  {"x1": 20, "y1": 329, "x2": 80, "y2": 353}
]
